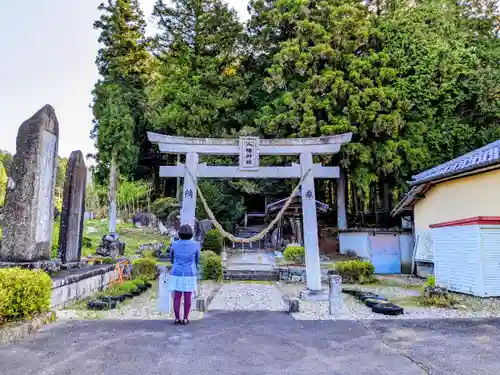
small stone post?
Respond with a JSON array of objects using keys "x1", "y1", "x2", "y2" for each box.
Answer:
[
  {"x1": 158, "y1": 265, "x2": 171, "y2": 314},
  {"x1": 329, "y1": 274, "x2": 343, "y2": 315}
]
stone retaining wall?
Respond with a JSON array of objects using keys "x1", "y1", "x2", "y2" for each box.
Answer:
[
  {"x1": 277, "y1": 267, "x2": 331, "y2": 284},
  {"x1": 50, "y1": 264, "x2": 117, "y2": 308}
]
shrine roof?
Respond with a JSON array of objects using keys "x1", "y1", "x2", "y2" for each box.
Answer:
[{"x1": 266, "y1": 192, "x2": 329, "y2": 214}]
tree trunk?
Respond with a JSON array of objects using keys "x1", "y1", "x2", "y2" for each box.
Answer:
[{"x1": 108, "y1": 153, "x2": 118, "y2": 234}]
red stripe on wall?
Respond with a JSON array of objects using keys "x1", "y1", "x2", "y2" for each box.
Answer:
[{"x1": 430, "y1": 216, "x2": 500, "y2": 228}]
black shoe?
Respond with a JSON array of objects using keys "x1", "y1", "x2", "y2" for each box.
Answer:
[
  {"x1": 174, "y1": 319, "x2": 182, "y2": 325},
  {"x1": 182, "y1": 319, "x2": 190, "y2": 325}
]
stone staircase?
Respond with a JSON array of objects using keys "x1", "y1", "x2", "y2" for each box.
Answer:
[
  {"x1": 223, "y1": 269, "x2": 279, "y2": 281},
  {"x1": 223, "y1": 248, "x2": 279, "y2": 281},
  {"x1": 230, "y1": 225, "x2": 267, "y2": 250}
]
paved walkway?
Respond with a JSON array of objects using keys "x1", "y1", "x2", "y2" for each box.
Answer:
[
  {"x1": 209, "y1": 283, "x2": 286, "y2": 311},
  {"x1": 225, "y1": 250, "x2": 276, "y2": 271},
  {"x1": 1, "y1": 313, "x2": 499, "y2": 374}
]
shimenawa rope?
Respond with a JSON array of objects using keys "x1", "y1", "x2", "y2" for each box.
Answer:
[{"x1": 184, "y1": 166, "x2": 312, "y2": 244}]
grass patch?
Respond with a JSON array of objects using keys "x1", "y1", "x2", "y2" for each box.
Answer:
[
  {"x1": 81, "y1": 219, "x2": 169, "y2": 257},
  {"x1": 368, "y1": 279, "x2": 422, "y2": 290},
  {"x1": 65, "y1": 279, "x2": 153, "y2": 311}
]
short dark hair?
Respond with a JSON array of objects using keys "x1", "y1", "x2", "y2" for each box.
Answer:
[{"x1": 178, "y1": 224, "x2": 193, "y2": 240}]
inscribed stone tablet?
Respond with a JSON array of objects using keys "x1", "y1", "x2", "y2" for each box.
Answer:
[{"x1": 36, "y1": 130, "x2": 57, "y2": 243}]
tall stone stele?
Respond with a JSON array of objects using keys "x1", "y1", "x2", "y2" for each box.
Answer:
[
  {"x1": 0, "y1": 105, "x2": 59, "y2": 262},
  {"x1": 58, "y1": 150, "x2": 87, "y2": 264}
]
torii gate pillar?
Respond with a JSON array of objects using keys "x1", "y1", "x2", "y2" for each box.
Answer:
[
  {"x1": 180, "y1": 152, "x2": 198, "y2": 230},
  {"x1": 300, "y1": 152, "x2": 322, "y2": 290}
]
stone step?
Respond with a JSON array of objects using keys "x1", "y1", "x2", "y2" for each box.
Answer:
[
  {"x1": 223, "y1": 269, "x2": 279, "y2": 282},
  {"x1": 226, "y1": 249, "x2": 266, "y2": 254}
]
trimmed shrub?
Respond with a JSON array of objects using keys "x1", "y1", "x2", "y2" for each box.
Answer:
[
  {"x1": 202, "y1": 229, "x2": 223, "y2": 255},
  {"x1": 283, "y1": 246, "x2": 305, "y2": 265},
  {"x1": 132, "y1": 258, "x2": 157, "y2": 280},
  {"x1": 200, "y1": 252, "x2": 222, "y2": 281},
  {"x1": 106, "y1": 280, "x2": 138, "y2": 296},
  {"x1": 425, "y1": 275, "x2": 436, "y2": 288},
  {"x1": 333, "y1": 260, "x2": 375, "y2": 284},
  {"x1": 0, "y1": 268, "x2": 52, "y2": 322}
]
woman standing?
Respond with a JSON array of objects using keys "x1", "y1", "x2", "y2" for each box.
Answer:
[{"x1": 168, "y1": 224, "x2": 200, "y2": 325}]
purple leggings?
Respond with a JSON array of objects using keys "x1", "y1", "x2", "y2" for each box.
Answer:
[{"x1": 173, "y1": 291, "x2": 192, "y2": 320}]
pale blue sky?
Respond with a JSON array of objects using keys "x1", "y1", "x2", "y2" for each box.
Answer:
[{"x1": 0, "y1": 0, "x2": 249, "y2": 160}]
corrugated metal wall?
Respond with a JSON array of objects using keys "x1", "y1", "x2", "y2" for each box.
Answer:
[{"x1": 433, "y1": 226, "x2": 482, "y2": 296}]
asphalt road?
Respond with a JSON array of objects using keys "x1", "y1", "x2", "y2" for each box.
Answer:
[{"x1": 0, "y1": 312, "x2": 498, "y2": 375}]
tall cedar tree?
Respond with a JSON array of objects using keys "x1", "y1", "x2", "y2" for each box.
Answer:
[
  {"x1": 377, "y1": 0, "x2": 500, "y2": 191},
  {"x1": 248, "y1": 0, "x2": 500, "y2": 208},
  {"x1": 92, "y1": 0, "x2": 154, "y2": 183},
  {"x1": 147, "y1": 0, "x2": 247, "y2": 137},
  {"x1": 249, "y1": 0, "x2": 412, "y2": 202}
]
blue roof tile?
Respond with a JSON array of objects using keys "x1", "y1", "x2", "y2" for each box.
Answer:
[{"x1": 411, "y1": 139, "x2": 500, "y2": 185}]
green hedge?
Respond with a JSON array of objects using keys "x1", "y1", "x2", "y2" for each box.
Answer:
[
  {"x1": 333, "y1": 260, "x2": 375, "y2": 284},
  {"x1": 132, "y1": 258, "x2": 157, "y2": 280},
  {"x1": 0, "y1": 268, "x2": 52, "y2": 322},
  {"x1": 200, "y1": 251, "x2": 222, "y2": 281},
  {"x1": 283, "y1": 246, "x2": 305, "y2": 265},
  {"x1": 202, "y1": 229, "x2": 223, "y2": 255}
]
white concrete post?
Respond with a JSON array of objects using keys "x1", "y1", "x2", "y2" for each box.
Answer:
[
  {"x1": 337, "y1": 168, "x2": 347, "y2": 230},
  {"x1": 180, "y1": 152, "x2": 199, "y2": 230},
  {"x1": 300, "y1": 152, "x2": 322, "y2": 291}
]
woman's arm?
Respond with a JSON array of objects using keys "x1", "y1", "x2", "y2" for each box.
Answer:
[{"x1": 195, "y1": 243, "x2": 200, "y2": 267}]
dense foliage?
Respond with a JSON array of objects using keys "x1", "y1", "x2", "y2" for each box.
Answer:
[
  {"x1": 200, "y1": 250, "x2": 223, "y2": 280},
  {"x1": 91, "y1": 0, "x2": 500, "y2": 226},
  {"x1": 0, "y1": 150, "x2": 12, "y2": 207},
  {"x1": 283, "y1": 246, "x2": 305, "y2": 265},
  {"x1": 0, "y1": 268, "x2": 52, "y2": 322},
  {"x1": 132, "y1": 257, "x2": 158, "y2": 280},
  {"x1": 202, "y1": 229, "x2": 224, "y2": 254},
  {"x1": 333, "y1": 260, "x2": 375, "y2": 284}
]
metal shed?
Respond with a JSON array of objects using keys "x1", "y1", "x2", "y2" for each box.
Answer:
[
  {"x1": 338, "y1": 229, "x2": 413, "y2": 274},
  {"x1": 431, "y1": 216, "x2": 500, "y2": 297}
]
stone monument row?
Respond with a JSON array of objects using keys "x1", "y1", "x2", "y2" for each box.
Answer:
[
  {"x1": 0, "y1": 105, "x2": 59, "y2": 263},
  {"x1": 0, "y1": 105, "x2": 87, "y2": 269}
]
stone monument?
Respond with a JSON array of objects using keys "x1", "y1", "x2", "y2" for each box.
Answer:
[
  {"x1": 0, "y1": 105, "x2": 59, "y2": 263},
  {"x1": 58, "y1": 150, "x2": 87, "y2": 264}
]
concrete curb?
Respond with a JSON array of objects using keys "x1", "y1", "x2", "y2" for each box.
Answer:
[{"x1": 0, "y1": 311, "x2": 56, "y2": 346}]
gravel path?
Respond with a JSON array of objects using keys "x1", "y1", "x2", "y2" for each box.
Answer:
[
  {"x1": 57, "y1": 281, "x2": 220, "y2": 321},
  {"x1": 209, "y1": 282, "x2": 287, "y2": 311},
  {"x1": 279, "y1": 282, "x2": 500, "y2": 321}
]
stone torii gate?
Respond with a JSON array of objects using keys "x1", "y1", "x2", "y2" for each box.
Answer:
[{"x1": 148, "y1": 132, "x2": 352, "y2": 291}]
